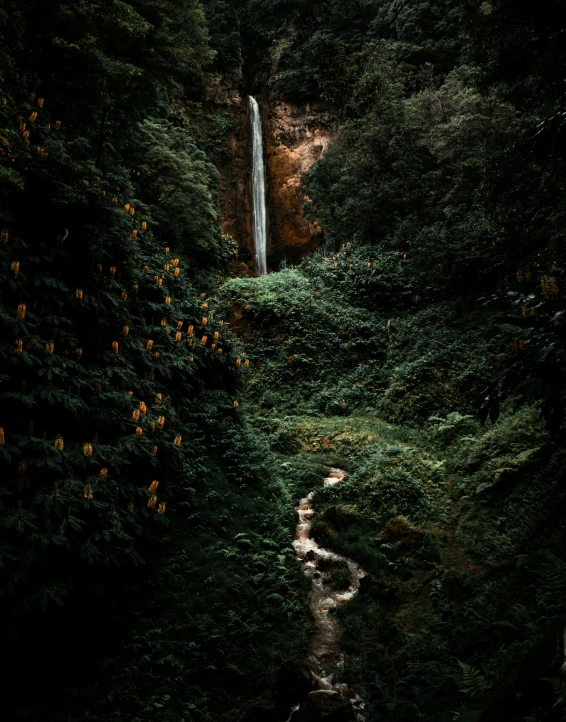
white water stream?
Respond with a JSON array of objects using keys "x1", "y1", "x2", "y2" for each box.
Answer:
[
  {"x1": 290, "y1": 469, "x2": 367, "y2": 721},
  {"x1": 249, "y1": 96, "x2": 268, "y2": 276}
]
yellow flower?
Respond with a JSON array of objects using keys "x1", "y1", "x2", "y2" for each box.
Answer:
[
  {"x1": 112, "y1": 341, "x2": 119, "y2": 355},
  {"x1": 37, "y1": 97, "x2": 44, "y2": 108},
  {"x1": 157, "y1": 416, "x2": 165, "y2": 428},
  {"x1": 175, "y1": 332, "x2": 182, "y2": 342},
  {"x1": 147, "y1": 495, "x2": 157, "y2": 509},
  {"x1": 83, "y1": 484, "x2": 94, "y2": 500},
  {"x1": 139, "y1": 401, "x2": 147, "y2": 415},
  {"x1": 132, "y1": 229, "x2": 138, "y2": 238},
  {"x1": 132, "y1": 409, "x2": 140, "y2": 421},
  {"x1": 218, "y1": 347, "x2": 223, "y2": 355},
  {"x1": 134, "y1": 284, "x2": 139, "y2": 294},
  {"x1": 176, "y1": 321, "x2": 183, "y2": 331},
  {"x1": 236, "y1": 359, "x2": 241, "y2": 368},
  {"x1": 76, "y1": 347, "x2": 83, "y2": 359},
  {"x1": 541, "y1": 276, "x2": 559, "y2": 299},
  {"x1": 157, "y1": 502, "x2": 166, "y2": 515},
  {"x1": 213, "y1": 331, "x2": 219, "y2": 341},
  {"x1": 142, "y1": 221, "x2": 147, "y2": 230},
  {"x1": 201, "y1": 335, "x2": 207, "y2": 345},
  {"x1": 146, "y1": 339, "x2": 154, "y2": 351},
  {"x1": 54, "y1": 436, "x2": 64, "y2": 451},
  {"x1": 29, "y1": 111, "x2": 38, "y2": 122},
  {"x1": 100, "y1": 468, "x2": 108, "y2": 482},
  {"x1": 83, "y1": 443, "x2": 93, "y2": 457},
  {"x1": 129, "y1": 207, "x2": 135, "y2": 216},
  {"x1": 211, "y1": 343, "x2": 217, "y2": 351},
  {"x1": 174, "y1": 268, "x2": 180, "y2": 277},
  {"x1": 75, "y1": 288, "x2": 84, "y2": 300},
  {"x1": 124, "y1": 203, "x2": 131, "y2": 212},
  {"x1": 45, "y1": 341, "x2": 54, "y2": 354},
  {"x1": 244, "y1": 359, "x2": 250, "y2": 368},
  {"x1": 155, "y1": 393, "x2": 162, "y2": 404},
  {"x1": 188, "y1": 325, "x2": 194, "y2": 336},
  {"x1": 152, "y1": 445, "x2": 158, "y2": 455},
  {"x1": 174, "y1": 436, "x2": 182, "y2": 446},
  {"x1": 165, "y1": 296, "x2": 171, "y2": 306},
  {"x1": 15, "y1": 338, "x2": 23, "y2": 354},
  {"x1": 11, "y1": 261, "x2": 20, "y2": 277},
  {"x1": 202, "y1": 317, "x2": 208, "y2": 326},
  {"x1": 0, "y1": 427, "x2": 4, "y2": 445},
  {"x1": 233, "y1": 401, "x2": 239, "y2": 408},
  {"x1": 123, "y1": 325, "x2": 130, "y2": 335},
  {"x1": 135, "y1": 427, "x2": 143, "y2": 438}
]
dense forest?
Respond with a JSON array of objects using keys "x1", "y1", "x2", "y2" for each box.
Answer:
[{"x1": 1, "y1": 1, "x2": 565, "y2": 721}]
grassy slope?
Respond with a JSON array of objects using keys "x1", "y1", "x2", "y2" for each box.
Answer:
[{"x1": 222, "y1": 255, "x2": 566, "y2": 721}]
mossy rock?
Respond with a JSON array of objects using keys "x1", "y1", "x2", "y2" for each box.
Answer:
[
  {"x1": 320, "y1": 506, "x2": 359, "y2": 531},
  {"x1": 332, "y1": 559, "x2": 351, "y2": 590},
  {"x1": 358, "y1": 574, "x2": 398, "y2": 602},
  {"x1": 310, "y1": 521, "x2": 334, "y2": 546},
  {"x1": 381, "y1": 517, "x2": 425, "y2": 548}
]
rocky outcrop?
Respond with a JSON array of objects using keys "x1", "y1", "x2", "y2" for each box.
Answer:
[
  {"x1": 265, "y1": 101, "x2": 337, "y2": 267},
  {"x1": 201, "y1": 74, "x2": 337, "y2": 273}
]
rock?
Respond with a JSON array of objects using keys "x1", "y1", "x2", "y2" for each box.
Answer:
[
  {"x1": 358, "y1": 575, "x2": 398, "y2": 602},
  {"x1": 294, "y1": 691, "x2": 356, "y2": 722},
  {"x1": 320, "y1": 506, "x2": 359, "y2": 532},
  {"x1": 380, "y1": 518, "x2": 425, "y2": 548},
  {"x1": 265, "y1": 101, "x2": 338, "y2": 267},
  {"x1": 310, "y1": 521, "x2": 334, "y2": 546}
]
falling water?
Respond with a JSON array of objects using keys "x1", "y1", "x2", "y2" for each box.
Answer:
[{"x1": 249, "y1": 96, "x2": 268, "y2": 276}]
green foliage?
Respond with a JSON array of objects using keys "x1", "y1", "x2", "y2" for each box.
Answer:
[{"x1": 0, "y1": 4, "x2": 311, "y2": 721}]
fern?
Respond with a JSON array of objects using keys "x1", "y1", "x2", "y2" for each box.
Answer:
[{"x1": 456, "y1": 660, "x2": 489, "y2": 699}]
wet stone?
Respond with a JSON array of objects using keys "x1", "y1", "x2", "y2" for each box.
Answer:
[{"x1": 291, "y1": 469, "x2": 366, "y2": 722}]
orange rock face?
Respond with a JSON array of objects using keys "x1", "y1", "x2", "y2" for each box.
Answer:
[
  {"x1": 197, "y1": 74, "x2": 337, "y2": 273},
  {"x1": 265, "y1": 101, "x2": 337, "y2": 266}
]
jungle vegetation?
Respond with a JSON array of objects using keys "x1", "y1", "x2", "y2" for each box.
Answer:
[{"x1": 1, "y1": 1, "x2": 566, "y2": 721}]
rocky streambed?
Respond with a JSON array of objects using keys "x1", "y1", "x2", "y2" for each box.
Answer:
[{"x1": 288, "y1": 469, "x2": 366, "y2": 722}]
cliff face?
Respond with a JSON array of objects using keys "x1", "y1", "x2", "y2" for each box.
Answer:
[
  {"x1": 265, "y1": 100, "x2": 337, "y2": 267},
  {"x1": 205, "y1": 75, "x2": 337, "y2": 273},
  {"x1": 203, "y1": 75, "x2": 256, "y2": 276}
]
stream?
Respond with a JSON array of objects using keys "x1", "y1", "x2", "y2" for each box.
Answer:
[{"x1": 289, "y1": 469, "x2": 367, "y2": 721}]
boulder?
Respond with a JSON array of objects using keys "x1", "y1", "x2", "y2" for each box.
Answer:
[
  {"x1": 320, "y1": 506, "x2": 359, "y2": 532},
  {"x1": 294, "y1": 691, "x2": 356, "y2": 722},
  {"x1": 358, "y1": 575, "x2": 398, "y2": 602},
  {"x1": 380, "y1": 518, "x2": 425, "y2": 548}
]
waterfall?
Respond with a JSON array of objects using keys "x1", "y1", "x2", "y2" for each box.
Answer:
[{"x1": 249, "y1": 96, "x2": 268, "y2": 276}]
